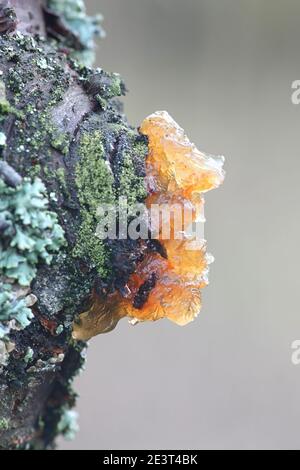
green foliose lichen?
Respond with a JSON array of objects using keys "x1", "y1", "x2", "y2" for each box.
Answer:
[
  {"x1": 0, "y1": 177, "x2": 65, "y2": 286},
  {"x1": 47, "y1": 0, "x2": 105, "y2": 66},
  {"x1": 0, "y1": 176, "x2": 65, "y2": 341},
  {"x1": 0, "y1": 286, "x2": 33, "y2": 337},
  {"x1": 57, "y1": 407, "x2": 79, "y2": 441}
]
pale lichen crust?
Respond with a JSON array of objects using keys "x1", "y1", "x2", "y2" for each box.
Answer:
[{"x1": 45, "y1": 0, "x2": 105, "y2": 66}]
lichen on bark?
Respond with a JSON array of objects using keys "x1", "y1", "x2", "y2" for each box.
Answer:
[
  {"x1": 0, "y1": 0, "x2": 226, "y2": 450},
  {"x1": 0, "y1": 0, "x2": 149, "y2": 449}
]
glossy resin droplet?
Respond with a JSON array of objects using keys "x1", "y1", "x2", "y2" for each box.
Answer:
[{"x1": 72, "y1": 111, "x2": 225, "y2": 340}]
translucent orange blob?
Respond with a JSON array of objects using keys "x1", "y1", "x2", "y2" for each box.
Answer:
[{"x1": 72, "y1": 111, "x2": 225, "y2": 341}]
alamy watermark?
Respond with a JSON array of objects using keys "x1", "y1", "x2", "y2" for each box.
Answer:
[
  {"x1": 95, "y1": 197, "x2": 205, "y2": 249},
  {"x1": 291, "y1": 80, "x2": 300, "y2": 104},
  {"x1": 291, "y1": 340, "x2": 300, "y2": 365}
]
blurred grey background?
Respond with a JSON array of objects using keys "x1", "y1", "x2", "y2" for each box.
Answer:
[{"x1": 60, "y1": 0, "x2": 300, "y2": 450}]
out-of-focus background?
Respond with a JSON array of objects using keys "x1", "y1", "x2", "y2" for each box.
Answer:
[{"x1": 60, "y1": 0, "x2": 300, "y2": 449}]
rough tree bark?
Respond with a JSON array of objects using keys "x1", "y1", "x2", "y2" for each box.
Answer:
[{"x1": 0, "y1": 0, "x2": 149, "y2": 449}]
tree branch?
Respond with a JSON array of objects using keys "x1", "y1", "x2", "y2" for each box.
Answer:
[{"x1": 0, "y1": 0, "x2": 146, "y2": 449}]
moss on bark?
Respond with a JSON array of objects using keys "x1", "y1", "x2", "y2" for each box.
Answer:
[{"x1": 0, "y1": 0, "x2": 149, "y2": 450}]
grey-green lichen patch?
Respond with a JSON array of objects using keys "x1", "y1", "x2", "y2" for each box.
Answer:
[
  {"x1": 0, "y1": 177, "x2": 65, "y2": 286},
  {"x1": 0, "y1": 285, "x2": 33, "y2": 336},
  {"x1": 57, "y1": 407, "x2": 79, "y2": 440},
  {"x1": 47, "y1": 0, "x2": 105, "y2": 66},
  {"x1": 0, "y1": 176, "x2": 65, "y2": 358},
  {"x1": 74, "y1": 130, "x2": 115, "y2": 278}
]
